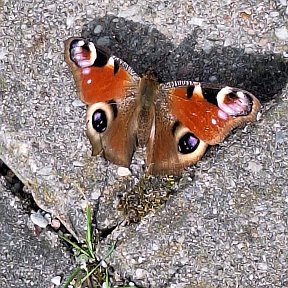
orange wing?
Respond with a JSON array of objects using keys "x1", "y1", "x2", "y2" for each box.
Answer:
[
  {"x1": 165, "y1": 81, "x2": 260, "y2": 145},
  {"x1": 64, "y1": 37, "x2": 141, "y2": 167},
  {"x1": 146, "y1": 81, "x2": 260, "y2": 174}
]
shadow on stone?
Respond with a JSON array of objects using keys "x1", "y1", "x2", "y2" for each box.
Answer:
[{"x1": 82, "y1": 15, "x2": 288, "y2": 103}]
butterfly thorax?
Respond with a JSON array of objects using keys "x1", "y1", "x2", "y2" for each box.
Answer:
[{"x1": 136, "y1": 73, "x2": 159, "y2": 146}]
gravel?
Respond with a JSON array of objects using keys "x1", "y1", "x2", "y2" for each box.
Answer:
[
  {"x1": 0, "y1": 0, "x2": 287, "y2": 286},
  {"x1": 0, "y1": 179, "x2": 73, "y2": 288}
]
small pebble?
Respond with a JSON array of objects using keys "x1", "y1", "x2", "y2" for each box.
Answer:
[
  {"x1": 51, "y1": 219, "x2": 61, "y2": 229},
  {"x1": 188, "y1": 17, "x2": 205, "y2": 26},
  {"x1": 277, "y1": 0, "x2": 287, "y2": 6},
  {"x1": 275, "y1": 26, "x2": 288, "y2": 40},
  {"x1": 37, "y1": 166, "x2": 53, "y2": 176},
  {"x1": 100, "y1": 259, "x2": 107, "y2": 268},
  {"x1": 269, "y1": 11, "x2": 279, "y2": 17},
  {"x1": 72, "y1": 99, "x2": 85, "y2": 107},
  {"x1": 102, "y1": 282, "x2": 109, "y2": 288},
  {"x1": 135, "y1": 268, "x2": 147, "y2": 279},
  {"x1": 0, "y1": 47, "x2": 7, "y2": 60},
  {"x1": 66, "y1": 16, "x2": 74, "y2": 28},
  {"x1": 258, "y1": 262, "x2": 268, "y2": 271},
  {"x1": 93, "y1": 25, "x2": 103, "y2": 34},
  {"x1": 96, "y1": 36, "x2": 111, "y2": 47},
  {"x1": 51, "y1": 275, "x2": 62, "y2": 286},
  {"x1": 202, "y1": 40, "x2": 214, "y2": 54},
  {"x1": 247, "y1": 161, "x2": 263, "y2": 173},
  {"x1": 43, "y1": 212, "x2": 52, "y2": 224},
  {"x1": 209, "y1": 75, "x2": 218, "y2": 83},
  {"x1": 30, "y1": 212, "x2": 49, "y2": 228},
  {"x1": 91, "y1": 190, "x2": 101, "y2": 200},
  {"x1": 224, "y1": 37, "x2": 233, "y2": 47},
  {"x1": 73, "y1": 161, "x2": 84, "y2": 167},
  {"x1": 117, "y1": 167, "x2": 132, "y2": 177}
]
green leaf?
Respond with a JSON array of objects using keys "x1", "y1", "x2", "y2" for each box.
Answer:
[
  {"x1": 59, "y1": 234, "x2": 91, "y2": 259},
  {"x1": 85, "y1": 204, "x2": 95, "y2": 259},
  {"x1": 63, "y1": 266, "x2": 81, "y2": 288},
  {"x1": 80, "y1": 263, "x2": 100, "y2": 284}
]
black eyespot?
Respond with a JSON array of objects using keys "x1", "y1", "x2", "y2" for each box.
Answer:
[
  {"x1": 92, "y1": 109, "x2": 107, "y2": 133},
  {"x1": 178, "y1": 133, "x2": 200, "y2": 154},
  {"x1": 227, "y1": 91, "x2": 238, "y2": 99},
  {"x1": 70, "y1": 39, "x2": 90, "y2": 61}
]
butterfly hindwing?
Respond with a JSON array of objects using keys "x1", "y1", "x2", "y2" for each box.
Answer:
[{"x1": 146, "y1": 105, "x2": 208, "y2": 175}]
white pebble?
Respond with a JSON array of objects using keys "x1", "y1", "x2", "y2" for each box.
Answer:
[
  {"x1": 102, "y1": 282, "x2": 109, "y2": 288},
  {"x1": 247, "y1": 161, "x2": 263, "y2": 173},
  {"x1": 93, "y1": 25, "x2": 103, "y2": 34},
  {"x1": 51, "y1": 219, "x2": 61, "y2": 229},
  {"x1": 72, "y1": 99, "x2": 85, "y2": 107},
  {"x1": 275, "y1": 26, "x2": 288, "y2": 41},
  {"x1": 117, "y1": 166, "x2": 132, "y2": 177},
  {"x1": 30, "y1": 212, "x2": 49, "y2": 228},
  {"x1": 66, "y1": 16, "x2": 74, "y2": 28},
  {"x1": 135, "y1": 268, "x2": 147, "y2": 279},
  {"x1": 73, "y1": 161, "x2": 84, "y2": 167},
  {"x1": 0, "y1": 47, "x2": 7, "y2": 60},
  {"x1": 270, "y1": 11, "x2": 279, "y2": 17},
  {"x1": 258, "y1": 262, "x2": 268, "y2": 271},
  {"x1": 51, "y1": 275, "x2": 62, "y2": 286},
  {"x1": 278, "y1": 0, "x2": 287, "y2": 6},
  {"x1": 188, "y1": 17, "x2": 206, "y2": 26},
  {"x1": 43, "y1": 213, "x2": 52, "y2": 224},
  {"x1": 209, "y1": 75, "x2": 218, "y2": 83},
  {"x1": 36, "y1": 166, "x2": 53, "y2": 176},
  {"x1": 100, "y1": 259, "x2": 107, "y2": 268}
]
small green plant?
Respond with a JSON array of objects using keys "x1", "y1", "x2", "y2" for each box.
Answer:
[{"x1": 60, "y1": 204, "x2": 116, "y2": 288}]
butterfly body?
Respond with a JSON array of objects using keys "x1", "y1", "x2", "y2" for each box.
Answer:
[{"x1": 64, "y1": 37, "x2": 260, "y2": 175}]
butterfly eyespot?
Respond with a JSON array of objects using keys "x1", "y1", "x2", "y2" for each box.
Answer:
[
  {"x1": 69, "y1": 39, "x2": 97, "y2": 68},
  {"x1": 178, "y1": 133, "x2": 200, "y2": 154},
  {"x1": 92, "y1": 109, "x2": 108, "y2": 133}
]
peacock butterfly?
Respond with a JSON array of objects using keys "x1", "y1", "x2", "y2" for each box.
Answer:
[{"x1": 64, "y1": 37, "x2": 260, "y2": 175}]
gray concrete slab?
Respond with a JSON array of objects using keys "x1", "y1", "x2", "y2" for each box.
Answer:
[
  {"x1": 0, "y1": 179, "x2": 73, "y2": 288},
  {"x1": 0, "y1": 0, "x2": 288, "y2": 287},
  {"x1": 104, "y1": 90, "x2": 288, "y2": 287}
]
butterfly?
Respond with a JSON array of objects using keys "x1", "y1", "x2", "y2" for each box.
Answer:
[{"x1": 64, "y1": 37, "x2": 261, "y2": 175}]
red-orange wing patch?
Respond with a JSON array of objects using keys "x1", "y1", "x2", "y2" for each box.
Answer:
[
  {"x1": 163, "y1": 82, "x2": 260, "y2": 145},
  {"x1": 64, "y1": 37, "x2": 138, "y2": 105}
]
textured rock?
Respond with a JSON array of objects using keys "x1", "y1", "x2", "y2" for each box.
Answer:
[{"x1": 0, "y1": 0, "x2": 287, "y2": 286}]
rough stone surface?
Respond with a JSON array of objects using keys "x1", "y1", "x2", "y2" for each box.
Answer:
[
  {"x1": 104, "y1": 88, "x2": 288, "y2": 287},
  {"x1": 0, "y1": 179, "x2": 73, "y2": 288},
  {"x1": 0, "y1": 0, "x2": 288, "y2": 286}
]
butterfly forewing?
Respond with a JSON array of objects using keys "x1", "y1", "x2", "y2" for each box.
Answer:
[
  {"x1": 64, "y1": 37, "x2": 141, "y2": 167},
  {"x1": 161, "y1": 81, "x2": 260, "y2": 145}
]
